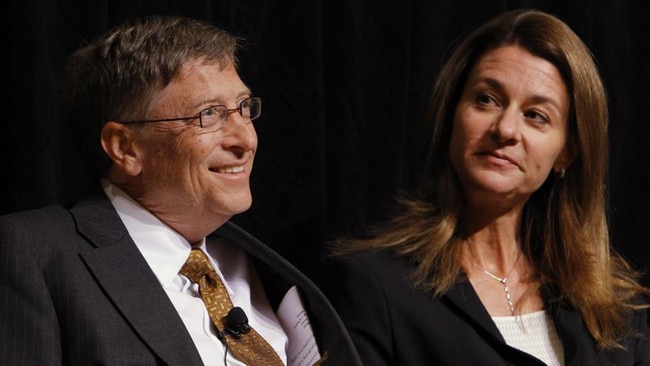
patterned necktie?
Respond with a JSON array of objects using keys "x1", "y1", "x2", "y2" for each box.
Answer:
[{"x1": 180, "y1": 248, "x2": 284, "y2": 365}]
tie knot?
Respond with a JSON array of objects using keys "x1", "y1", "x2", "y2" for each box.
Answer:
[{"x1": 179, "y1": 248, "x2": 215, "y2": 283}]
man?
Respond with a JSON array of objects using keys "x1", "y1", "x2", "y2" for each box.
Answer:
[{"x1": 0, "y1": 15, "x2": 361, "y2": 366}]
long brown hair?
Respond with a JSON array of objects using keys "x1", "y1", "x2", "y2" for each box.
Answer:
[{"x1": 331, "y1": 9, "x2": 649, "y2": 349}]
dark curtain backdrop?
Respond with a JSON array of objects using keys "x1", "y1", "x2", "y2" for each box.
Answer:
[{"x1": 5, "y1": 0, "x2": 650, "y2": 285}]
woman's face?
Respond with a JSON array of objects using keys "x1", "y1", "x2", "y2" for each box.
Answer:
[{"x1": 449, "y1": 45, "x2": 572, "y2": 210}]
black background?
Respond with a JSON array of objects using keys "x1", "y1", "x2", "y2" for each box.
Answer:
[{"x1": 5, "y1": 1, "x2": 649, "y2": 286}]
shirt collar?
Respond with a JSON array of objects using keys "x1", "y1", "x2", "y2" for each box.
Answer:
[{"x1": 102, "y1": 179, "x2": 193, "y2": 286}]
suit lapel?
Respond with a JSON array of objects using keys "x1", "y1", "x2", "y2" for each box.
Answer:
[
  {"x1": 214, "y1": 222, "x2": 343, "y2": 358},
  {"x1": 213, "y1": 222, "x2": 294, "y2": 308},
  {"x1": 71, "y1": 197, "x2": 204, "y2": 366}
]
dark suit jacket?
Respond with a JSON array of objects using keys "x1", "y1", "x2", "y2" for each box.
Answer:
[
  {"x1": 323, "y1": 249, "x2": 650, "y2": 366},
  {"x1": 0, "y1": 194, "x2": 362, "y2": 366}
]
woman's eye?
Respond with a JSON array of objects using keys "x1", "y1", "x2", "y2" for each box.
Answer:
[
  {"x1": 523, "y1": 110, "x2": 549, "y2": 123},
  {"x1": 476, "y1": 94, "x2": 495, "y2": 105}
]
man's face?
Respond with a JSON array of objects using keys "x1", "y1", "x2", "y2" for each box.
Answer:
[{"x1": 127, "y1": 58, "x2": 258, "y2": 240}]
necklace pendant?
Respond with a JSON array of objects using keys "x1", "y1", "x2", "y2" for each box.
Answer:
[{"x1": 470, "y1": 253, "x2": 522, "y2": 316}]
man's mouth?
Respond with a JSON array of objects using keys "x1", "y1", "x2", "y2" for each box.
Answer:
[{"x1": 211, "y1": 165, "x2": 245, "y2": 173}]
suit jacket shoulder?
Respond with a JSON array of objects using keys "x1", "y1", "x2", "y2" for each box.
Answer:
[{"x1": 0, "y1": 199, "x2": 209, "y2": 365}]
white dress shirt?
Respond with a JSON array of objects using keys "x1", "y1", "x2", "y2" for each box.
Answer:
[{"x1": 102, "y1": 180, "x2": 289, "y2": 365}]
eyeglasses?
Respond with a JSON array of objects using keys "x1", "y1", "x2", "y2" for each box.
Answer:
[{"x1": 114, "y1": 97, "x2": 261, "y2": 129}]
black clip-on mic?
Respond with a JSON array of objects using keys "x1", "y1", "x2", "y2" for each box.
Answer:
[
  {"x1": 223, "y1": 306, "x2": 251, "y2": 338},
  {"x1": 217, "y1": 307, "x2": 251, "y2": 365}
]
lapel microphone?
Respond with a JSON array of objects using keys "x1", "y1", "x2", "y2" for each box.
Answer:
[
  {"x1": 225, "y1": 307, "x2": 251, "y2": 336},
  {"x1": 217, "y1": 307, "x2": 252, "y2": 365},
  {"x1": 217, "y1": 306, "x2": 251, "y2": 342}
]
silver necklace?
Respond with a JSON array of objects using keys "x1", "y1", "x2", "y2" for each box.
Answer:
[{"x1": 471, "y1": 252, "x2": 521, "y2": 316}]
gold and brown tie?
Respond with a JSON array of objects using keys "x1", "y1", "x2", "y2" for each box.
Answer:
[{"x1": 180, "y1": 248, "x2": 284, "y2": 366}]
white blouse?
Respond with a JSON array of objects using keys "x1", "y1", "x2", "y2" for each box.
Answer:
[{"x1": 492, "y1": 311, "x2": 564, "y2": 366}]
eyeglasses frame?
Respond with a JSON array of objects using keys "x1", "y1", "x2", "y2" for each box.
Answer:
[{"x1": 113, "y1": 96, "x2": 261, "y2": 128}]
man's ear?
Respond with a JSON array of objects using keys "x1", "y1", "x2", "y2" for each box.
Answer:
[{"x1": 101, "y1": 122, "x2": 142, "y2": 176}]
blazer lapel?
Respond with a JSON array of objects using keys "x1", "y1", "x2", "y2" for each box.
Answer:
[
  {"x1": 71, "y1": 196, "x2": 204, "y2": 366},
  {"x1": 443, "y1": 276, "x2": 549, "y2": 365},
  {"x1": 550, "y1": 304, "x2": 597, "y2": 366},
  {"x1": 443, "y1": 275, "x2": 505, "y2": 341}
]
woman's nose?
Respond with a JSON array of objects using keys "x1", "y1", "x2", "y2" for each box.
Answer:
[{"x1": 491, "y1": 108, "x2": 521, "y2": 143}]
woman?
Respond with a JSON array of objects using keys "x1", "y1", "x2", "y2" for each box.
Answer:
[{"x1": 325, "y1": 9, "x2": 650, "y2": 365}]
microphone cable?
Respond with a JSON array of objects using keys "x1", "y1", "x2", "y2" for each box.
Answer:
[{"x1": 218, "y1": 307, "x2": 251, "y2": 366}]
